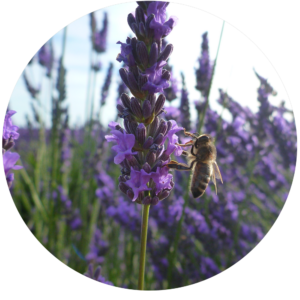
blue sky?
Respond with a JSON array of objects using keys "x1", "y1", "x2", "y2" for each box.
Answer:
[{"x1": 9, "y1": 2, "x2": 291, "y2": 128}]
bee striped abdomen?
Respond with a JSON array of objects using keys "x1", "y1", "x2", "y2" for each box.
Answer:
[{"x1": 191, "y1": 162, "x2": 211, "y2": 198}]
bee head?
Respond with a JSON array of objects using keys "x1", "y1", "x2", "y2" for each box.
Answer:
[{"x1": 195, "y1": 134, "x2": 212, "y2": 147}]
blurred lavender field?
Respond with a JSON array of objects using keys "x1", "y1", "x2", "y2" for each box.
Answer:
[{"x1": 4, "y1": 1, "x2": 297, "y2": 290}]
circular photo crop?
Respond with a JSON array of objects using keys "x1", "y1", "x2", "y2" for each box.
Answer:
[{"x1": 3, "y1": 1, "x2": 297, "y2": 290}]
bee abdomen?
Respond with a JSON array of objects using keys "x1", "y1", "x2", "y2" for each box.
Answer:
[{"x1": 191, "y1": 163, "x2": 211, "y2": 198}]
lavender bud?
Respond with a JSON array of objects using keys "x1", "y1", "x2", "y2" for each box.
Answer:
[
  {"x1": 166, "y1": 120, "x2": 172, "y2": 134},
  {"x1": 143, "y1": 136, "x2": 154, "y2": 149},
  {"x1": 160, "y1": 151, "x2": 169, "y2": 161},
  {"x1": 149, "y1": 116, "x2": 159, "y2": 137},
  {"x1": 145, "y1": 14, "x2": 155, "y2": 35},
  {"x1": 129, "y1": 120, "x2": 138, "y2": 135},
  {"x1": 128, "y1": 73, "x2": 141, "y2": 95},
  {"x1": 136, "y1": 42, "x2": 148, "y2": 69},
  {"x1": 117, "y1": 104, "x2": 125, "y2": 114},
  {"x1": 151, "y1": 196, "x2": 159, "y2": 206},
  {"x1": 135, "y1": 6, "x2": 145, "y2": 25},
  {"x1": 3, "y1": 138, "x2": 15, "y2": 151},
  {"x1": 153, "y1": 133, "x2": 164, "y2": 145},
  {"x1": 121, "y1": 93, "x2": 131, "y2": 109},
  {"x1": 152, "y1": 160, "x2": 163, "y2": 172},
  {"x1": 149, "y1": 43, "x2": 158, "y2": 66},
  {"x1": 142, "y1": 163, "x2": 151, "y2": 173},
  {"x1": 170, "y1": 180, "x2": 175, "y2": 188},
  {"x1": 148, "y1": 94, "x2": 156, "y2": 109},
  {"x1": 119, "y1": 175, "x2": 127, "y2": 183},
  {"x1": 150, "y1": 143, "x2": 159, "y2": 152},
  {"x1": 146, "y1": 151, "x2": 156, "y2": 166},
  {"x1": 7, "y1": 173, "x2": 14, "y2": 189},
  {"x1": 119, "y1": 68, "x2": 130, "y2": 87},
  {"x1": 127, "y1": 13, "x2": 136, "y2": 31},
  {"x1": 155, "y1": 94, "x2": 166, "y2": 115},
  {"x1": 142, "y1": 100, "x2": 152, "y2": 119},
  {"x1": 156, "y1": 145, "x2": 164, "y2": 158},
  {"x1": 124, "y1": 118, "x2": 131, "y2": 133},
  {"x1": 161, "y1": 70, "x2": 171, "y2": 80},
  {"x1": 154, "y1": 120, "x2": 167, "y2": 138},
  {"x1": 127, "y1": 189, "x2": 134, "y2": 200},
  {"x1": 130, "y1": 97, "x2": 143, "y2": 119},
  {"x1": 137, "y1": 1, "x2": 148, "y2": 12},
  {"x1": 135, "y1": 24, "x2": 144, "y2": 40},
  {"x1": 142, "y1": 196, "x2": 152, "y2": 205},
  {"x1": 136, "y1": 123, "x2": 146, "y2": 145},
  {"x1": 127, "y1": 156, "x2": 140, "y2": 169},
  {"x1": 139, "y1": 22, "x2": 146, "y2": 37},
  {"x1": 158, "y1": 44, "x2": 173, "y2": 62},
  {"x1": 138, "y1": 74, "x2": 148, "y2": 90},
  {"x1": 119, "y1": 182, "x2": 129, "y2": 194},
  {"x1": 158, "y1": 190, "x2": 170, "y2": 201},
  {"x1": 130, "y1": 38, "x2": 141, "y2": 64}
]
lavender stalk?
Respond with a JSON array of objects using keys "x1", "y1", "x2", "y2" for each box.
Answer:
[{"x1": 105, "y1": 1, "x2": 181, "y2": 289}]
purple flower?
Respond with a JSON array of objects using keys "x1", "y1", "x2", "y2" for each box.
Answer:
[
  {"x1": 116, "y1": 40, "x2": 135, "y2": 67},
  {"x1": 2, "y1": 151, "x2": 23, "y2": 177},
  {"x1": 147, "y1": 2, "x2": 178, "y2": 40},
  {"x1": 142, "y1": 61, "x2": 170, "y2": 94},
  {"x1": 164, "y1": 133, "x2": 182, "y2": 157},
  {"x1": 105, "y1": 124, "x2": 138, "y2": 164},
  {"x1": 151, "y1": 166, "x2": 173, "y2": 194},
  {"x1": 162, "y1": 120, "x2": 183, "y2": 155},
  {"x1": 3, "y1": 110, "x2": 19, "y2": 140},
  {"x1": 125, "y1": 168, "x2": 152, "y2": 201}
]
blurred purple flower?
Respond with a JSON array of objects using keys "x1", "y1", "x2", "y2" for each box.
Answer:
[
  {"x1": 84, "y1": 264, "x2": 113, "y2": 286},
  {"x1": 3, "y1": 151, "x2": 23, "y2": 188},
  {"x1": 3, "y1": 110, "x2": 19, "y2": 140},
  {"x1": 86, "y1": 229, "x2": 109, "y2": 264},
  {"x1": 92, "y1": 12, "x2": 108, "y2": 53},
  {"x1": 38, "y1": 41, "x2": 54, "y2": 77}
]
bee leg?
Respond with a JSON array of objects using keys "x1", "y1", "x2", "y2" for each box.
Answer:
[
  {"x1": 167, "y1": 160, "x2": 197, "y2": 171},
  {"x1": 176, "y1": 140, "x2": 194, "y2": 147},
  {"x1": 181, "y1": 150, "x2": 189, "y2": 156},
  {"x1": 183, "y1": 129, "x2": 199, "y2": 139}
]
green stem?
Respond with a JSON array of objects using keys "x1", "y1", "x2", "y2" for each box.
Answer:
[{"x1": 138, "y1": 204, "x2": 150, "y2": 290}]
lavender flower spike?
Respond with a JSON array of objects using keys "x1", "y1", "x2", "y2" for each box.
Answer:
[
  {"x1": 3, "y1": 151, "x2": 23, "y2": 188},
  {"x1": 3, "y1": 110, "x2": 19, "y2": 141},
  {"x1": 105, "y1": 1, "x2": 182, "y2": 207}
]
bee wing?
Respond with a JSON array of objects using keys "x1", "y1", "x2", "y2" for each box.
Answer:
[
  {"x1": 211, "y1": 167, "x2": 217, "y2": 195},
  {"x1": 213, "y1": 161, "x2": 223, "y2": 183}
]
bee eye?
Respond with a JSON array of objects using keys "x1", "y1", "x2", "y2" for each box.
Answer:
[{"x1": 199, "y1": 136, "x2": 209, "y2": 142}]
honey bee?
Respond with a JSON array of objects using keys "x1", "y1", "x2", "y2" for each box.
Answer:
[{"x1": 167, "y1": 129, "x2": 223, "y2": 198}]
